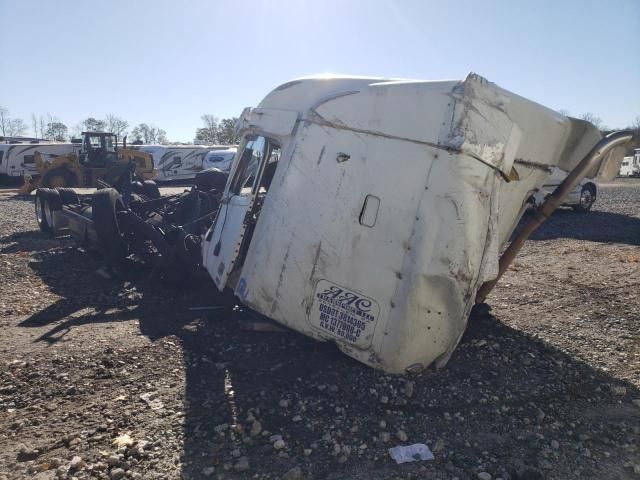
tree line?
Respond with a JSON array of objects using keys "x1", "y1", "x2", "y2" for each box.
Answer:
[
  {"x1": 2, "y1": 105, "x2": 636, "y2": 152},
  {"x1": 0, "y1": 107, "x2": 240, "y2": 145}
]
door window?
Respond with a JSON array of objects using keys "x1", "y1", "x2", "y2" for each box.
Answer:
[{"x1": 229, "y1": 136, "x2": 279, "y2": 196}]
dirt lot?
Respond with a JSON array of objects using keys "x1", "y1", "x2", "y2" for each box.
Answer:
[{"x1": 0, "y1": 180, "x2": 638, "y2": 480}]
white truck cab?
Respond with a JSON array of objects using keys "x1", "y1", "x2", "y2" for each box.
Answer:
[
  {"x1": 202, "y1": 73, "x2": 615, "y2": 374},
  {"x1": 619, "y1": 150, "x2": 640, "y2": 177}
]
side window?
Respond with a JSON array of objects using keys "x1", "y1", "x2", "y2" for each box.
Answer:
[
  {"x1": 0, "y1": 151, "x2": 4, "y2": 165},
  {"x1": 173, "y1": 155, "x2": 182, "y2": 166},
  {"x1": 229, "y1": 136, "x2": 280, "y2": 196},
  {"x1": 230, "y1": 136, "x2": 266, "y2": 195},
  {"x1": 259, "y1": 145, "x2": 281, "y2": 192},
  {"x1": 23, "y1": 155, "x2": 35, "y2": 164}
]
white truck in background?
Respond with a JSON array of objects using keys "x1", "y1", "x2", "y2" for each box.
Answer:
[
  {"x1": 139, "y1": 145, "x2": 233, "y2": 182},
  {"x1": 619, "y1": 149, "x2": 640, "y2": 177}
]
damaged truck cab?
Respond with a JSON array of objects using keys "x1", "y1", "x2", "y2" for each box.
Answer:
[{"x1": 202, "y1": 73, "x2": 620, "y2": 374}]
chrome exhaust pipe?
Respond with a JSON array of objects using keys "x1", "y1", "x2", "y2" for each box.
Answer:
[{"x1": 475, "y1": 130, "x2": 633, "y2": 304}]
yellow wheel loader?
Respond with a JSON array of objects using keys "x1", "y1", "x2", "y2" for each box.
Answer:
[{"x1": 20, "y1": 132, "x2": 155, "y2": 193}]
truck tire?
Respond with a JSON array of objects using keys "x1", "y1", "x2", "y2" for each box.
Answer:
[
  {"x1": 46, "y1": 189, "x2": 63, "y2": 235},
  {"x1": 195, "y1": 168, "x2": 227, "y2": 192},
  {"x1": 132, "y1": 180, "x2": 145, "y2": 195},
  {"x1": 42, "y1": 167, "x2": 78, "y2": 188},
  {"x1": 35, "y1": 188, "x2": 53, "y2": 233},
  {"x1": 92, "y1": 188, "x2": 128, "y2": 262},
  {"x1": 55, "y1": 187, "x2": 79, "y2": 205},
  {"x1": 142, "y1": 180, "x2": 161, "y2": 199},
  {"x1": 573, "y1": 185, "x2": 596, "y2": 213}
]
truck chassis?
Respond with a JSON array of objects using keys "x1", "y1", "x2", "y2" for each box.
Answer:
[{"x1": 35, "y1": 167, "x2": 227, "y2": 275}]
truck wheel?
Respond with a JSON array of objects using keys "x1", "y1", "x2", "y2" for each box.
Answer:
[
  {"x1": 92, "y1": 188, "x2": 128, "y2": 262},
  {"x1": 142, "y1": 180, "x2": 161, "y2": 199},
  {"x1": 131, "y1": 180, "x2": 145, "y2": 195},
  {"x1": 35, "y1": 188, "x2": 53, "y2": 233},
  {"x1": 42, "y1": 167, "x2": 78, "y2": 188},
  {"x1": 195, "y1": 168, "x2": 227, "y2": 192},
  {"x1": 45, "y1": 189, "x2": 63, "y2": 235},
  {"x1": 573, "y1": 185, "x2": 595, "y2": 213},
  {"x1": 55, "y1": 187, "x2": 79, "y2": 205}
]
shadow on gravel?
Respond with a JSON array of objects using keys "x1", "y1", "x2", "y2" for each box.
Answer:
[
  {"x1": 0, "y1": 231, "x2": 73, "y2": 254},
  {"x1": 525, "y1": 209, "x2": 640, "y2": 246},
  {"x1": 165, "y1": 303, "x2": 640, "y2": 480},
  {"x1": 18, "y1": 247, "x2": 172, "y2": 344},
  {"x1": 20, "y1": 250, "x2": 640, "y2": 479}
]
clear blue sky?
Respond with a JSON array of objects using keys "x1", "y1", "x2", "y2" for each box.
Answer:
[{"x1": 1, "y1": 0, "x2": 638, "y2": 142}]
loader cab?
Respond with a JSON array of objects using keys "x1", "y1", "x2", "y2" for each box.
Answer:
[{"x1": 79, "y1": 132, "x2": 118, "y2": 167}]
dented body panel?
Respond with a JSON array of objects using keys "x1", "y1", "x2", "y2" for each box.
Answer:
[{"x1": 203, "y1": 73, "x2": 605, "y2": 373}]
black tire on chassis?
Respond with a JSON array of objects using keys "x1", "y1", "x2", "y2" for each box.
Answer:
[
  {"x1": 132, "y1": 181, "x2": 145, "y2": 195},
  {"x1": 142, "y1": 180, "x2": 161, "y2": 199},
  {"x1": 45, "y1": 189, "x2": 63, "y2": 235},
  {"x1": 35, "y1": 188, "x2": 53, "y2": 233},
  {"x1": 92, "y1": 188, "x2": 128, "y2": 262},
  {"x1": 195, "y1": 168, "x2": 228, "y2": 192},
  {"x1": 55, "y1": 187, "x2": 79, "y2": 205},
  {"x1": 573, "y1": 185, "x2": 595, "y2": 213},
  {"x1": 41, "y1": 167, "x2": 78, "y2": 188}
]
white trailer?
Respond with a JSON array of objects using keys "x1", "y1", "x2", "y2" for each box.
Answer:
[
  {"x1": 140, "y1": 145, "x2": 231, "y2": 182},
  {"x1": 202, "y1": 148, "x2": 237, "y2": 173},
  {"x1": 201, "y1": 73, "x2": 626, "y2": 374},
  {"x1": 0, "y1": 142, "x2": 80, "y2": 179}
]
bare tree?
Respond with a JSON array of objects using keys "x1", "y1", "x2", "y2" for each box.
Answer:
[
  {"x1": 626, "y1": 116, "x2": 640, "y2": 155},
  {"x1": 0, "y1": 107, "x2": 10, "y2": 136},
  {"x1": 579, "y1": 112, "x2": 604, "y2": 130},
  {"x1": 70, "y1": 123, "x2": 84, "y2": 139},
  {"x1": 0, "y1": 107, "x2": 28, "y2": 137},
  {"x1": 38, "y1": 116, "x2": 47, "y2": 140},
  {"x1": 7, "y1": 118, "x2": 27, "y2": 136},
  {"x1": 156, "y1": 128, "x2": 168, "y2": 144},
  {"x1": 104, "y1": 114, "x2": 129, "y2": 137},
  {"x1": 31, "y1": 113, "x2": 40, "y2": 138}
]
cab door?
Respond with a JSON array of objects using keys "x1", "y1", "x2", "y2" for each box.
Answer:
[{"x1": 203, "y1": 135, "x2": 273, "y2": 290}]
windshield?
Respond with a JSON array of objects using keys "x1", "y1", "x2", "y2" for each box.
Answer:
[{"x1": 86, "y1": 135, "x2": 116, "y2": 152}]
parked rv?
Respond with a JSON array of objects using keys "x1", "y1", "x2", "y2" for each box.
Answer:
[
  {"x1": 34, "y1": 73, "x2": 631, "y2": 374},
  {"x1": 202, "y1": 148, "x2": 237, "y2": 173},
  {"x1": 140, "y1": 145, "x2": 232, "y2": 182},
  {"x1": 0, "y1": 142, "x2": 80, "y2": 182}
]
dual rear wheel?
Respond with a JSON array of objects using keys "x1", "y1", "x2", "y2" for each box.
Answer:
[{"x1": 35, "y1": 188, "x2": 79, "y2": 235}]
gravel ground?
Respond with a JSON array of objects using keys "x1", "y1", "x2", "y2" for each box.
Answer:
[{"x1": 0, "y1": 180, "x2": 638, "y2": 480}]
